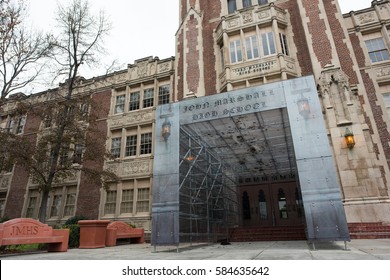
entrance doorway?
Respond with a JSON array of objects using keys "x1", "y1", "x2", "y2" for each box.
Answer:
[{"x1": 240, "y1": 181, "x2": 303, "y2": 227}]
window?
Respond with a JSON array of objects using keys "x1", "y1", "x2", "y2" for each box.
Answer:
[
  {"x1": 280, "y1": 33, "x2": 289, "y2": 56},
  {"x1": 143, "y1": 88, "x2": 154, "y2": 108},
  {"x1": 6, "y1": 116, "x2": 26, "y2": 134},
  {"x1": 0, "y1": 193, "x2": 5, "y2": 217},
  {"x1": 140, "y1": 133, "x2": 152, "y2": 155},
  {"x1": 79, "y1": 103, "x2": 89, "y2": 121},
  {"x1": 104, "y1": 190, "x2": 117, "y2": 215},
  {"x1": 242, "y1": 0, "x2": 251, "y2": 8},
  {"x1": 111, "y1": 137, "x2": 121, "y2": 158},
  {"x1": 73, "y1": 144, "x2": 84, "y2": 164},
  {"x1": 158, "y1": 85, "x2": 170, "y2": 105},
  {"x1": 59, "y1": 145, "x2": 69, "y2": 166},
  {"x1": 6, "y1": 118, "x2": 15, "y2": 133},
  {"x1": 125, "y1": 135, "x2": 137, "y2": 157},
  {"x1": 0, "y1": 155, "x2": 13, "y2": 173},
  {"x1": 228, "y1": 0, "x2": 237, "y2": 14},
  {"x1": 129, "y1": 91, "x2": 140, "y2": 111},
  {"x1": 121, "y1": 189, "x2": 134, "y2": 214},
  {"x1": 258, "y1": 0, "x2": 268, "y2": 5},
  {"x1": 26, "y1": 194, "x2": 38, "y2": 218},
  {"x1": 220, "y1": 45, "x2": 225, "y2": 70},
  {"x1": 49, "y1": 194, "x2": 62, "y2": 218},
  {"x1": 245, "y1": 35, "x2": 259, "y2": 60},
  {"x1": 115, "y1": 95, "x2": 125, "y2": 114},
  {"x1": 136, "y1": 188, "x2": 149, "y2": 212},
  {"x1": 63, "y1": 190, "x2": 76, "y2": 217},
  {"x1": 365, "y1": 37, "x2": 390, "y2": 63},
  {"x1": 230, "y1": 39, "x2": 243, "y2": 63},
  {"x1": 262, "y1": 32, "x2": 276, "y2": 56},
  {"x1": 43, "y1": 113, "x2": 53, "y2": 128}
]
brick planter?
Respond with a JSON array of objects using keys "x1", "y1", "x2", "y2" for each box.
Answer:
[{"x1": 78, "y1": 220, "x2": 110, "y2": 249}]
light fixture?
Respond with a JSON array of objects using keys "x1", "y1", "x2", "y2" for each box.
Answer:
[
  {"x1": 344, "y1": 128, "x2": 355, "y2": 149},
  {"x1": 161, "y1": 119, "x2": 171, "y2": 141},
  {"x1": 297, "y1": 96, "x2": 310, "y2": 118}
]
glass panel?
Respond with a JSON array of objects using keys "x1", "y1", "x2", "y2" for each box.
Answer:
[
  {"x1": 115, "y1": 95, "x2": 125, "y2": 114},
  {"x1": 125, "y1": 135, "x2": 137, "y2": 157},
  {"x1": 104, "y1": 190, "x2": 117, "y2": 215},
  {"x1": 228, "y1": 0, "x2": 237, "y2": 14},
  {"x1": 64, "y1": 192, "x2": 76, "y2": 217},
  {"x1": 258, "y1": 190, "x2": 267, "y2": 219},
  {"x1": 242, "y1": 0, "x2": 251, "y2": 8},
  {"x1": 121, "y1": 189, "x2": 134, "y2": 213},
  {"x1": 242, "y1": 191, "x2": 251, "y2": 219},
  {"x1": 136, "y1": 188, "x2": 149, "y2": 212},
  {"x1": 246, "y1": 36, "x2": 259, "y2": 60},
  {"x1": 111, "y1": 137, "x2": 121, "y2": 158},
  {"x1": 277, "y1": 188, "x2": 288, "y2": 219},
  {"x1": 143, "y1": 88, "x2": 154, "y2": 108},
  {"x1": 50, "y1": 194, "x2": 62, "y2": 218},
  {"x1": 140, "y1": 133, "x2": 152, "y2": 154},
  {"x1": 158, "y1": 85, "x2": 170, "y2": 105},
  {"x1": 26, "y1": 196, "x2": 37, "y2": 218},
  {"x1": 129, "y1": 92, "x2": 140, "y2": 111}
]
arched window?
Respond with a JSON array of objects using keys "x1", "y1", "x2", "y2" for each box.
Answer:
[
  {"x1": 242, "y1": 191, "x2": 251, "y2": 219},
  {"x1": 258, "y1": 190, "x2": 267, "y2": 219}
]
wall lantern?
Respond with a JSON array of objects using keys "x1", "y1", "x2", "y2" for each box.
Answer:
[
  {"x1": 344, "y1": 128, "x2": 355, "y2": 149},
  {"x1": 162, "y1": 119, "x2": 171, "y2": 141},
  {"x1": 297, "y1": 97, "x2": 310, "y2": 118}
]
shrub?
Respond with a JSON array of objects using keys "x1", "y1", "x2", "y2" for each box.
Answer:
[{"x1": 63, "y1": 216, "x2": 89, "y2": 248}]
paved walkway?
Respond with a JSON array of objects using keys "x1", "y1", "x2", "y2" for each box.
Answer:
[{"x1": 1, "y1": 239, "x2": 390, "y2": 260}]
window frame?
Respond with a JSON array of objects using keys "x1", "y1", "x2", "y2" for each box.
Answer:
[
  {"x1": 245, "y1": 35, "x2": 260, "y2": 60},
  {"x1": 129, "y1": 91, "x2": 141, "y2": 111},
  {"x1": 114, "y1": 95, "x2": 125, "y2": 114},
  {"x1": 230, "y1": 39, "x2": 243, "y2": 63},
  {"x1": 125, "y1": 135, "x2": 137, "y2": 157},
  {"x1": 143, "y1": 88, "x2": 154, "y2": 108},
  {"x1": 140, "y1": 132, "x2": 152, "y2": 155},
  {"x1": 158, "y1": 85, "x2": 170, "y2": 105},
  {"x1": 365, "y1": 37, "x2": 390, "y2": 63},
  {"x1": 111, "y1": 137, "x2": 122, "y2": 159}
]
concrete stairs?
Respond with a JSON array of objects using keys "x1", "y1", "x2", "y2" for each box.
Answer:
[{"x1": 229, "y1": 225, "x2": 306, "y2": 242}]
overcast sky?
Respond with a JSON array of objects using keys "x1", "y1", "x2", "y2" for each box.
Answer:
[{"x1": 23, "y1": 0, "x2": 371, "y2": 91}]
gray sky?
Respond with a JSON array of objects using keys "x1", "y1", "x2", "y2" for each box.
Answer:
[{"x1": 24, "y1": 0, "x2": 371, "y2": 91}]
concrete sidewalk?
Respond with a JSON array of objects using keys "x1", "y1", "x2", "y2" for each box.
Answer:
[{"x1": 1, "y1": 239, "x2": 390, "y2": 260}]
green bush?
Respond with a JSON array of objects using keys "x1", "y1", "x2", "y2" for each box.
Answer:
[
  {"x1": 63, "y1": 216, "x2": 89, "y2": 248},
  {"x1": 64, "y1": 215, "x2": 89, "y2": 226}
]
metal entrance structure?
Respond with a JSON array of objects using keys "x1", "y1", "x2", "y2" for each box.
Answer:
[{"x1": 152, "y1": 76, "x2": 350, "y2": 248}]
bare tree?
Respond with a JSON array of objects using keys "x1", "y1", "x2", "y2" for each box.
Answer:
[
  {"x1": 0, "y1": 0, "x2": 52, "y2": 103},
  {"x1": 30, "y1": 0, "x2": 112, "y2": 222}
]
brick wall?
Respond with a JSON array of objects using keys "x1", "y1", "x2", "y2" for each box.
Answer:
[{"x1": 75, "y1": 89, "x2": 111, "y2": 219}]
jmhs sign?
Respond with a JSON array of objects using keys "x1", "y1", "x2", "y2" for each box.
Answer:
[{"x1": 10, "y1": 225, "x2": 39, "y2": 236}]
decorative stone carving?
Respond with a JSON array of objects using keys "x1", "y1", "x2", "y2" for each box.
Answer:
[
  {"x1": 258, "y1": 10, "x2": 270, "y2": 19},
  {"x1": 158, "y1": 62, "x2": 171, "y2": 73},
  {"x1": 123, "y1": 160, "x2": 150, "y2": 175},
  {"x1": 318, "y1": 66, "x2": 353, "y2": 126},
  {"x1": 357, "y1": 12, "x2": 376, "y2": 24},
  {"x1": 242, "y1": 12, "x2": 253, "y2": 24},
  {"x1": 227, "y1": 19, "x2": 239, "y2": 28},
  {"x1": 109, "y1": 110, "x2": 154, "y2": 128},
  {"x1": 376, "y1": 67, "x2": 390, "y2": 78}
]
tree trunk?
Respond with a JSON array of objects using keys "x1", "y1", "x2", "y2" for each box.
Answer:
[{"x1": 38, "y1": 190, "x2": 50, "y2": 222}]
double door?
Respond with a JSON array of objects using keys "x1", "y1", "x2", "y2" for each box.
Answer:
[{"x1": 240, "y1": 181, "x2": 303, "y2": 227}]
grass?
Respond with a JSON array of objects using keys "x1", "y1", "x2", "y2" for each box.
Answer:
[{"x1": 0, "y1": 243, "x2": 47, "y2": 255}]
